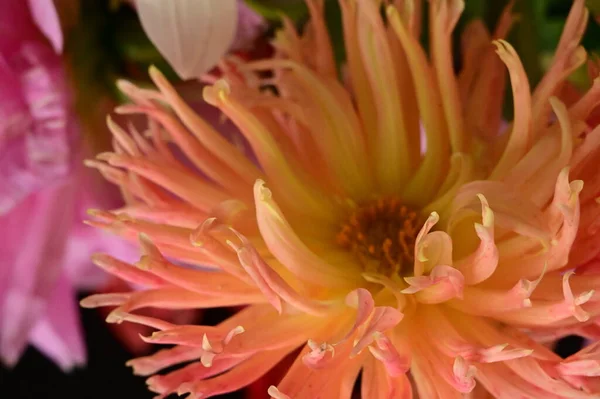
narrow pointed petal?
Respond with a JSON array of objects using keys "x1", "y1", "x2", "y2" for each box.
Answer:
[{"x1": 455, "y1": 195, "x2": 499, "y2": 285}]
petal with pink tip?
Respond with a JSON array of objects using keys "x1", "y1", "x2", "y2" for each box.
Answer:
[
  {"x1": 403, "y1": 265, "x2": 465, "y2": 304},
  {"x1": 454, "y1": 194, "x2": 499, "y2": 285},
  {"x1": 227, "y1": 229, "x2": 333, "y2": 316},
  {"x1": 367, "y1": 333, "x2": 409, "y2": 377},
  {"x1": 452, "y1": 356, "x2": 477, "y2": 393},
  {"x1": 351, "y1": 307, "x2": 404, "y2": 357},
  {"x1": 254, "y1": 180, "x2": 361, "y2": 288},
  {"x1": 361, "y1": 353, "x2": 408, "y2": 399},
  {"x1": 178, "y1": 346, "x2": 292, "y2": 398}
]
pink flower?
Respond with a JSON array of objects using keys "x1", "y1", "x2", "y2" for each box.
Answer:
[{"x1": 0, "y1": 0, "x2": 134, "y2": 370}]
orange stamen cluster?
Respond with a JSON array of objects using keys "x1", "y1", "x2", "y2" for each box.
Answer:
[{"x1": 336, "y1": 198, "x2": 422, "y2": 275}]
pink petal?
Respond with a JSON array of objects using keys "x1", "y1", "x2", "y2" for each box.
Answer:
[
  {"x1": 0, "y1": 182, "x2": 74, "y2": 366},
  {"x1": 30, "y1": 273, "x2": 86, "y2": 371},
  {"x1": 27, "y1": 0, "x2": 63, "y2": 53},
  {"x1": 0, "y1": 41, "x2": 75, "y2": 215}
]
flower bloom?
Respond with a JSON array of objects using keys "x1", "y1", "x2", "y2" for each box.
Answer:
[
  {"x1": 0, "y1": 0, "x2": 133, "y2": 369},
  {"x1": 84, "y1": 0, "x2": 600, "y2": 397}
]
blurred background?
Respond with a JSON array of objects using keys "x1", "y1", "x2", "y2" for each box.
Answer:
[{"x1": 1, "y1": 0, "x2": 599, "y2": 398}]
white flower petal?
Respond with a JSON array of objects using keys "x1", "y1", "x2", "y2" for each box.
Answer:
[{"x1": 136, "y1": 0, "x2": 238, "y2": 80}]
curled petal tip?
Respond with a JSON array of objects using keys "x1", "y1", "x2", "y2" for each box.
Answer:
[
  {"x1": 176, "y1": 383, "x2": 193, "y2": 396},
  {"x1": 268, "y1": 386, "x2": 291, "y2": 399},
  {"x1": 203, "y1": 80, "x2": 231, "y2": 106},
  {"x1": 106, "y1": 310, "x2": 126, "y2": 324},
  {"x1": 138, "y1": 233, "x2": 161, "y2": 257},
  {"x1": 134, "y1": 258, "x2": 151, "y2": 271},
  {"x1": 452, "y1": 356, "x2": 477, "y2": 393}
]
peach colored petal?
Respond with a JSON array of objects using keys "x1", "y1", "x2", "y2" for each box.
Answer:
[
  {"x1": 276, "y1": 337, "x2": 360, "y2": 398},
  {"x1": 532, "y1": 0, "x2": 588, "y2": 128},
  {"x1": 304, "y1": 0, "x2": 336, "y2": 77},
  {"x1": 367, "y1": 333, "x2": 409, "y2": 377},
  {"x1": 455, "y1": 194, "x2": 499, "y2": 285},
  {"x1": 204, "y1": 80, "x2": 338, "y2": 221},
  {"x1": 244, "y1": 58, "x2": 373, "y2": 199},
  {"x1": 558, "y1": 341, "x2": 600, "y2": 377},
  {"x1": 361, "y1": 273, "x2": 407, "y2": 310},
  {"x1": 387, "y1": 5, "x2": 450, "y2": 203},
  {"x1": 126, "y1": 345, "x2": 204, "y2": 376},
  {"x1": 338, "y1": 0, "x2": 378, "y2": 145},
  {"x1": 412, "y1": 211, "x2": 440, "y2": 276},
  {"x1": 268, "y1": 386, "x2": 291, "y2": 399},
  {"x1": 502, "y1": 98, "x2": 575, "y2": 206},
  {"x1": 403, "y1": 265, "x2": 465, "y2": 304},
  {"x1": 452, "y1": 181, "x2": 551, "y2": 247},
  {"x1": 489, "y1": 169, "x2": 582, "y2": 286},
  {"x1": 461, "y1": 2, "x2": 515, "y2": 142},
  {"x1": 118, "y1": 103, "x2": 252, "y2": 199},
  {"x1": 476, "y1": 363, "x2": 566, "y2": 399},
  {"x1": 451, "y1": 271, "x2": 544, "y2": 316},
  {"x1": 414, "y1": 230, "x2": 453, "y2": 275},
  {"x1": 217, "y1": 317, "x2": 314, "y2": 359},
  {"x1": 148, "y1": 356, "x2": 249, "y2": 398},
  {"x1": 148, "y1": 66, "x2": 262, "y2": 183},
  {"x1": 361, "y1": 353, "x2": 410, "y2": 399},
  {"x1": 489, "y1": 40, "x2": 533, "y2": 180},
  {"x1": 254, "y1": 180, "x2": 362, "y2": 288},
  {"x1": 355, "y1": 0, "x2": 414, "y2": 193},
  {"x1": 135, "y1": 234, "x2": 260, "y2": 297},
  {"x1": 107, "y1": 287, "x2": 262, "y2": 319},
  {"x1": 351, "y1": 307, "x2": 404, "y2": 357},
  {"x1": 452, "y1": 356, "x2": 477, "y2": 393},
  {"x1": 178, "y1": 346, "x2": 292, "y2": 399},
  {"x1": 344, "y1": 288, "x2": 375, "y2": 335},
  {"x1": 227, "y1": 228, "x2": 334, "y2": 316},
  {"x1": 429, "y1": 0, "x2": 467, "y2": 153},
  {"x1": 424, "y1": 152, "x2": 475, "y2": 215},
  {"x1": 90, "y1": 253, "x2": 166, "y2": 288},
  {"x1": 189, "y1": 217, "x2": 252, "y2": 281},
  {"x1": 114, "y1": 203, "x2": 207, "y2": 230},
  {"x1": 103, "y1": 153, "x2": 232, "y2": 212}
]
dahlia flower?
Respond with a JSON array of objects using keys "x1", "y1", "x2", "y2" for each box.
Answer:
[
  {"x1": 83, "y1": 0, "x2": 600, "y2": 397},
  {"x1": 0, "y1": 0, "x2": 133, "y2": 370}
]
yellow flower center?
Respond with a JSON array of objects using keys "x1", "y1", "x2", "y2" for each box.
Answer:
[{"x1": 336, "y1": 197, "x2": 423, "y2": 276}]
